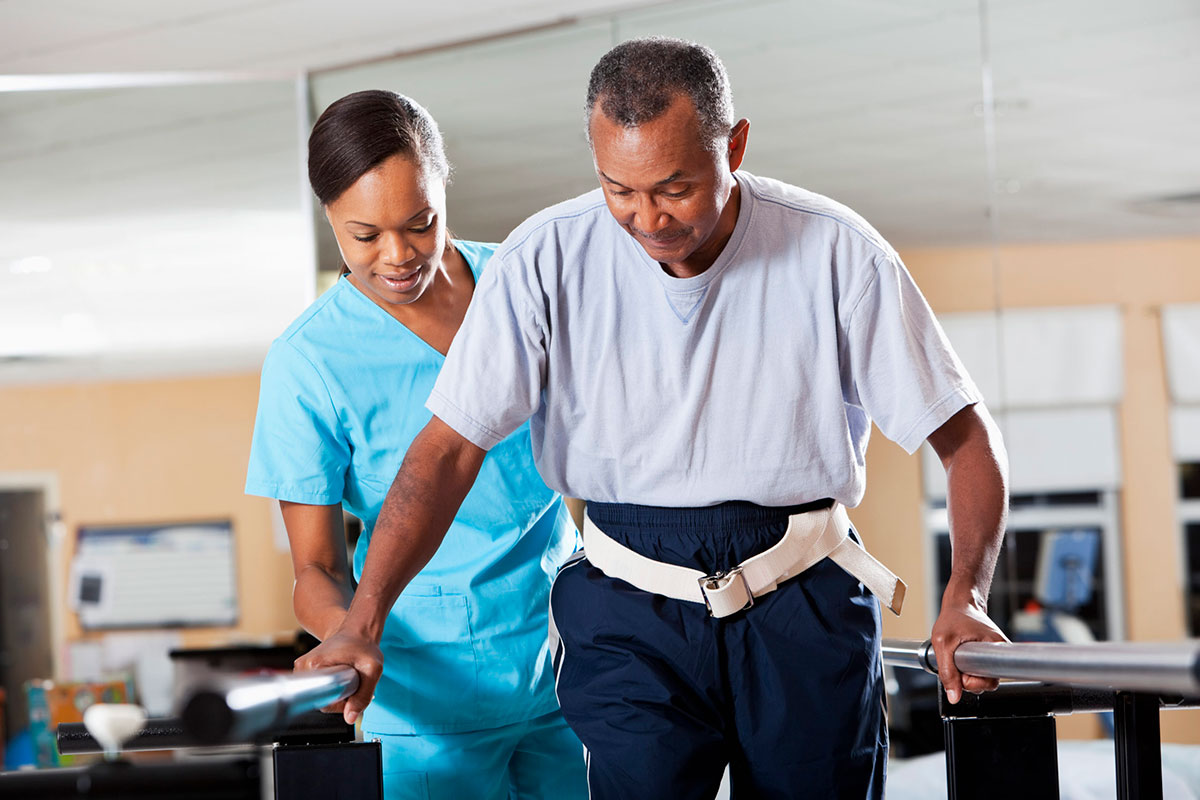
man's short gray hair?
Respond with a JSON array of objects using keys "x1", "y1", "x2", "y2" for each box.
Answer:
[{"x1": 585, "y1": 36, "x2": 735, "y2": 152}]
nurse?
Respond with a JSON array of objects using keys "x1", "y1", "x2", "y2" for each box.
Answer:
[{"x1": 245, "y1": 89, "x2": 586, "y2": 800}]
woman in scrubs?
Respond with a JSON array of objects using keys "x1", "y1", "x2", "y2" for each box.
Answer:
[{"x1": 245, "y1": 90, "x2": 585, "y2": 800}]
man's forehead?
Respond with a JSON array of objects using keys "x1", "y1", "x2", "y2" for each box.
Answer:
[{"x1": 589, "y1": 103, "x2": 706, "y2": 160}]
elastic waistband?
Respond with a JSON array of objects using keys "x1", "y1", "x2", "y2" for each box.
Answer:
[{"x1": 585, "y1": 498, "x2": 834, "y2": 532}]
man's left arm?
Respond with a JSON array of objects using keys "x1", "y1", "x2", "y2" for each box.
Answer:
[{"x1": 926, "y1": 402, "x2": 1010, "y2": 704}]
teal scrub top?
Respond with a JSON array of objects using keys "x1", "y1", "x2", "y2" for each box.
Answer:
[{"x1": 246, "y1": 240, "x2": 579, "y2": 734}]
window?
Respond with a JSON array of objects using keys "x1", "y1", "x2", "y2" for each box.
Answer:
[
  {"x1": 928, "y1": 490, "x2": 1123, "y2": 642},
  {"x1": 1177, "y1": 462, "x2": 1200, "y2": 636}
]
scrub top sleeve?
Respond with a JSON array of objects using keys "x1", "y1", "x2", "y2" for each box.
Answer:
[
  {"x1": 428, "y1": 254, "x2": 547, "y2": 451},
  {"x1": 245, "y1": 339, "x2": 350, "y2": 504},
  {"x1": 843, "y1": 254, "x2": 983, "y2": 455}
]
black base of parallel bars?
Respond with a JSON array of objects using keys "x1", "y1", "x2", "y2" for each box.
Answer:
[
  {"x1": 941, "y1": 687, "x2": 1061, "y2": 800},
  {"x1": 938, "y1": 683, "x2": 1200, "y2": 800},
  {"x1": 0, "y1": 740, "x2": 381, "y2": 799}
]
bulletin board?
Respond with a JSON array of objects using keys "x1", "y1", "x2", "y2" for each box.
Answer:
[{"x1": 69, "y1": 520, "x2": 239, "y2": 630}]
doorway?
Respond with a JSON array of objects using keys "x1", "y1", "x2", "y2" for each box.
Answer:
[{"x1": 0, "y1": 488, "x2": 55, "y2": 746}]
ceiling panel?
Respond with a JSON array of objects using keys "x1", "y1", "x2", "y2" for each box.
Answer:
[{"x1": 0, "y1": 0, "x2": 672, "y2": 73}]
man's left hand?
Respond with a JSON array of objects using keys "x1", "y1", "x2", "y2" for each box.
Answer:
[{"x1": 930, "y1": 587, "x2": 1009, "y2": 704}]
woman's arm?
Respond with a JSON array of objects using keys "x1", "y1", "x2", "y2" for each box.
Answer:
[
  {"x1": 280, "y1": 501, "x2": 355, "y2": 641},
  {"x1": 294, "y1": 416, "x2": 486, "y2": 723}
]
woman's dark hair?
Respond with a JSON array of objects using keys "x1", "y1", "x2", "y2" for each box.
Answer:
[{"x1": 307, "y1": 89, "x2": 450, "y2": 206}]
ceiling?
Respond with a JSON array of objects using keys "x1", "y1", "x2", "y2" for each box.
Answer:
[
  {"x1": 1, "y1": 0, "x2": 1198, "y2": 384},
  {"x1": 0, "y1": 0, "x2": 660, "y2": 74}
]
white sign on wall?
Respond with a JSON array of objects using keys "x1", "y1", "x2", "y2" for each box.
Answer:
[{"x1": 69, "y1": 521, "x2": 238, "y2": 630}]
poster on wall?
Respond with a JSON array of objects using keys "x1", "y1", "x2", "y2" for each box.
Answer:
[{"x1": 68, "y1": 520, "x2": 238, "y2": 629}]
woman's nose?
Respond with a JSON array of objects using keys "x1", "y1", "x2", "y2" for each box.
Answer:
[{"x1": 381, "y1": 232, "x2": 415, "y2": 265}]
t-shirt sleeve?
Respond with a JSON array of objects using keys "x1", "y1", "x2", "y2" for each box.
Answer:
[
  {"x1": 842, "y1": 253, "x2": 983, "y2": 454},
  {"x1": 427, "y1": 254, "x2": 547, "y2": 451},
  {"x1": 245, "y1": 339, "x2": 350, "y2": 504}
]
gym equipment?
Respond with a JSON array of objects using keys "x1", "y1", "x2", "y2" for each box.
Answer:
[{"x1": 0, "y1": 666, "x2": 381, "y2": 799}]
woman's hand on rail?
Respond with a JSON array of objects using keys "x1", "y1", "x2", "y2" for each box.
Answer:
[{"x1": 294, "y1": 629, "x2": 384, "y2": 725}]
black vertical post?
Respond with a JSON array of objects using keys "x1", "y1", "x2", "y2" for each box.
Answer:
[
  {"x1": 941, "y1": 686, "x2": 1061, "y2": 800},
  {"x1": 1113, "y1": 692, "x2": 1162, "y2": 800},
  {"x1": 943, "y1": 715, "x2": 1060, "y2": 800}
]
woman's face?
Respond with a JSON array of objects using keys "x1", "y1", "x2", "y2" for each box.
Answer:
[{"x1": 324, "y1": 153, "x2": 448, "y2": 309}]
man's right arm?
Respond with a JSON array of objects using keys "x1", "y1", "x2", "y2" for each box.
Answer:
[{"x1": 294, "y1": 415, "x2": 487, "y2": 724}]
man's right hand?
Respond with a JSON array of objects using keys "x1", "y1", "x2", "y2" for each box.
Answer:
[{"x1": 295, "y1": 628, "x2": 384, "y2": 725}]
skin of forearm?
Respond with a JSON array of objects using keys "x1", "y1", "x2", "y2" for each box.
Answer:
[
  {"x1": 293, "y1": 565, "x2": 355, "y2": 641},
  {"x1": 936, "y1": 407, "x2": 1009, "y2": 607},
  {"x1": 342, "y1": 419, "x2": 484, "y2": 641}
]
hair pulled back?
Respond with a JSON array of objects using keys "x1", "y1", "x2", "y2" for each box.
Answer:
[{"x1": 308, "y1": 89, "x2": 450, "y2": 206}]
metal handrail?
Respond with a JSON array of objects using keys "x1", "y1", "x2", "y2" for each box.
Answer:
[
  {"x1": 179, "y1": 666, "x2": 359, "y2": 744},
  {"x1": 882, "y1": 638, "x2": 1200, "y2": 696}
]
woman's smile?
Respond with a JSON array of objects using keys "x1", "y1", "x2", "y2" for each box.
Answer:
[{"x1": 377, "y1": 266, "x2": 423, "y2": 293}]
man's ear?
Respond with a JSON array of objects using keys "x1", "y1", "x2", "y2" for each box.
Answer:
[{"x1": 728, "y1": 118, "x2": 750, "y2": 171}]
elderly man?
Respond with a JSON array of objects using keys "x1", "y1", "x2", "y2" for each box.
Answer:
[{"x1": 301, "y1": 37, "x2": 1009, "y2": 799}]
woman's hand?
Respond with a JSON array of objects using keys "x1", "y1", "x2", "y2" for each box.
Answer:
[{"x1": 294, "y1": 629, "x2": 385, "y2": 725}]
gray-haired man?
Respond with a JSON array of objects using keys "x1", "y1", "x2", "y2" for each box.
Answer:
[{"x1": 301, "y1": 37, "x2": 1009, "y2": 798}]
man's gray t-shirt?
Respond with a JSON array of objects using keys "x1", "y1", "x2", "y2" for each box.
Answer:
[{"x1": 428, "y1": 171, "x2": 981, "y2": 508}]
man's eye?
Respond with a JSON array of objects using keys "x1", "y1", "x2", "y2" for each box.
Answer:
[
  {"x1": 663, "y1": 191, "x2": 687, "y2": 199},
  {"x1": 609, "y1": 188, "x2": 632, "y2": 197}
]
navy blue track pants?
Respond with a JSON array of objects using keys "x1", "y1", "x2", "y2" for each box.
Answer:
[{"x1": 549, "y1": 500, "x2": 887, "y2": 799}]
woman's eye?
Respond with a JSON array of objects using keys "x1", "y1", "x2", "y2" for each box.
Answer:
[
  {"x1": 410, "y1": 222, "x2": 434, "y2": 233},
  {"x1": 352, "y1": 234, "x2": 378, "y2": 243}
]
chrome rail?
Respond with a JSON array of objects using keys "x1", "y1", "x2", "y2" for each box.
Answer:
[
  {"x1": 881, "y1": 638, "x2": 1200, "y2": 696},
  {"x1": 179, "y1": 666, "x2": 359, "y2": 744}
]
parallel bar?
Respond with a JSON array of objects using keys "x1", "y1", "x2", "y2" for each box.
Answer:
[
  {"x1": 180, "y1": 667, "x2": 358, "y2": 745},
  {"x1": 57, "y1": 709, "x2": 354, "y2": 754},
  {"x1": 57, "y1": 716, "x2": 192, "y2": 754},
  {"x1": 882, "y1": 638, "x2": 1200, "y2": 696},
  {"x1": 882, "y1": 638, "x2": 937, "y2": 673},
  {"x1": 939, "y1": 681, "x2": 1116, "y2": 719}
]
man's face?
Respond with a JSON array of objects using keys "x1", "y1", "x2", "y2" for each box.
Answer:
[{"x1": 588, "y1": 94, "x2": 747, "y2": 277}]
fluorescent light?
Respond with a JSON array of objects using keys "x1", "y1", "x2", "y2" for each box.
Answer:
[
  {"x1": 9, "y1": 256, "x2": 52, "y2": 274},
  {"x1": 0, "y1": 71, "x2": 296, "y2": 93}
]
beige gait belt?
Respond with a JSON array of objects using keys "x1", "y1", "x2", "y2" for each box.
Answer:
[{"x1": 582, "y1": 502, "x2": 905, "y2": 619}]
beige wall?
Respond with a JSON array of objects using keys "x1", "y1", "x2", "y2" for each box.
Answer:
[
  {"x1": 2, "y1": 236, "x2": 1197, "y2": 742},
  {"x1": 0, "y1": 373, "x2": 297, "y2": 653}
]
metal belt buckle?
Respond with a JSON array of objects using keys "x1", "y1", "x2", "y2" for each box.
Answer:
[{"x1": 698, "y1": 566, "x2": 754, "y2": 617}]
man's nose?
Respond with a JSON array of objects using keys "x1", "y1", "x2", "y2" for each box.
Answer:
[{"x1": 632, "y1": 194, "x2": 670, "y2": 235}]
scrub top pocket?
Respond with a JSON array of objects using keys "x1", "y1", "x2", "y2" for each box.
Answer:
[{"x1": 374, "y1": 590, "x2": 480, "y2": 729}]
